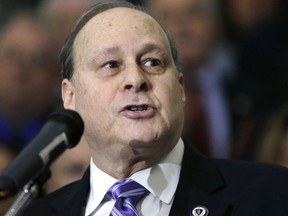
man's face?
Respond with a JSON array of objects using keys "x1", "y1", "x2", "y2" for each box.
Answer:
[{"x1": 62, "y1": 8, "x2": 185, "y2": 156}]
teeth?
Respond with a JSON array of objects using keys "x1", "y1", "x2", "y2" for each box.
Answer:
[{"x1": 129, "y1": 105, "x2": 148, "y2": 112}]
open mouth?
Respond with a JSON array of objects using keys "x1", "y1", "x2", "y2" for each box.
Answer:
[
  {"x1": 126, "y1": 105, "x2": 149, "y2": 112},
  {"x1": 122, "y1": 104, "x2": 155, "y2": 118}
]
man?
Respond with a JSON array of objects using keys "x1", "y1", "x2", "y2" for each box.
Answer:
[{"x1": 21, "y1": 1, "x2": 288, "y2": 216}]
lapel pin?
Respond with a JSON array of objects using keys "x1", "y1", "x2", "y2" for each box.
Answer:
[{"x1": 191, "y1": 206, "x2": 209, "y2": 216}]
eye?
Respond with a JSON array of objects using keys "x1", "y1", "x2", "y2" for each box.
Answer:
[
  {"x1": 103, "y1": 60, "x2": 119, "y2": 68},
  {"x1": 142, "y1": 58, "x2": 165, "y2": 74},
  {"x1": 144, "y1": 58, "x2": 162, "y2": 67},
  {"x1": 95, "y1": 60, "x2": 121, "y2": 77}
]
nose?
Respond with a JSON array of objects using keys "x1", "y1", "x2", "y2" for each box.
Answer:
[{"x1": 123, "y1": 64, "x2": 150, "y2": 92}]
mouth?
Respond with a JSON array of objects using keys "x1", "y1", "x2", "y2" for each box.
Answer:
[
  {"x1": 121, "y1": 104, "x2": 155, "y2": 118},
  {"x1": 126, "y1": 105, "x2": 149, "y2": 112}
]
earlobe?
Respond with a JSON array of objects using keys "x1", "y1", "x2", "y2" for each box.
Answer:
[{"x1": 62, "y1": 79, "x2": 75, "y2": 110}]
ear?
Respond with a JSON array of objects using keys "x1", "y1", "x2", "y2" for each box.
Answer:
[
  {"x1": 178, "y1": 73, "x2": 186, "y2": 103},
  {"x1": 62, "y1": 79, "x2": 75, "y2": 110}
]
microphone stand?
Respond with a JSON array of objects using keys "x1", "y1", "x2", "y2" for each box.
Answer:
[{"x1": 5, "y1": 169, "x2": 51, "y2": 216}]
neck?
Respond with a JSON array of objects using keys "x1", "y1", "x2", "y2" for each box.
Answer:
[
  {"x1": 88, "y1": 133, "x2": 180, "y2": 179},
  {"x1": 91, "y1": 150, "x2": 154, "y2": 179},
  {"x1": 90, "y1": 143, "x2": 170, "y2": 179}
]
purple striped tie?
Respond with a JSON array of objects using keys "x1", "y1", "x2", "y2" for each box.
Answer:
[{"x1": 107, "y1": 179, "x2": 148, "y2": 216}]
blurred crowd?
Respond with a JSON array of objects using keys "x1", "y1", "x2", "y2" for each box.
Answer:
[{"x1": 0, "y1": 0, "x2": 287, "y2": 214}]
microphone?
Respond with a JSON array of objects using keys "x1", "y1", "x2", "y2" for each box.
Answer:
[{"x1": 0, "y1": 109, "x2": 84, "y2": 200}]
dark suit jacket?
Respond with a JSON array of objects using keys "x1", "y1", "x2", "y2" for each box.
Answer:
[{"x1": 21, "y1": 144, "x2": 288, "y2": 216}]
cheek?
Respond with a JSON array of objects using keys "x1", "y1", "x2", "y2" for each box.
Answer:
[
  {"x1": 156, "y1": 78, "x2": 185, "y2": 116},
  {"x1": 73, "y1": 83, "x2": 97, "y2": 121},
  {"x1": 74, "y1": 85, "x2": 89, "y2": 110},
  {"x1": 73, "y1": 83, "x2": 114, "y2": 129}
]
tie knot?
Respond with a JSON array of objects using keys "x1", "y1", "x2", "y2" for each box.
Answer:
[{"x1": 107, "y1": 179, "x2": 147, "y2": 205}]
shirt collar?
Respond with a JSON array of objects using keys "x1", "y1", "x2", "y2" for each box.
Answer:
[
  {"x1": 87, "y1": 138, "x2": 184, "y2": 212},
  {"x1": 131, "y1": 138, "x2": 184, "y2": 204}
]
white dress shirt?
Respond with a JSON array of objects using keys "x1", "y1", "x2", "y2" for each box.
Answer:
[{"x1": 85, "y1": 139, "x2": 184, "y2": 216}]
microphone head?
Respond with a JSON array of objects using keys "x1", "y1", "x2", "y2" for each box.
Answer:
[{"x1": 47, "y1": 109, "x2": 84, "y2": 148}]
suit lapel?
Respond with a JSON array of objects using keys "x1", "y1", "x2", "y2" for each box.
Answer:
[{"x1": 170, "y1": 144, "x2": 231, "y2": 216}]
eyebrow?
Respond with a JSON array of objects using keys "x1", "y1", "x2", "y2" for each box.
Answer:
[
  {"x1": 88, "y1": 46, "x2": 120, "y2": 66},
  {"x1": 95, "y1": 46, "x2": 121, "y2": 58},
  {"x1": 97, "y1": 43, "x2": 166, "y2": 56},
  {"x1": 90, "y1": 42, "x2": 168, "y2": 65},
  {"x1": 138, "y1": 43, "x2": 167, "y2": 57}
]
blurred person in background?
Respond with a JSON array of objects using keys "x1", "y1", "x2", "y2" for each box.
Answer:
[
  {"x1": 37, "y1": 0, "x2": 99, "y2": 56},
  {"x1": 220, "y1": 0, "x2": 288, "y2": 160},
  {"x1": 0, "y1": 144, "x2": 18, "y2": 216},
  {"x1": 0, "y1": 11, "x2": 59, "y2": 151},
  {"x1": 146, "y1": 0, "x2": 236, "y2": 158},
  {"x1": 220, "y1": 0, "x2": 287, "y2": 41},
  {"x1": 256, "y1": 105, "x2": 288, "y2": 167},
  {"x1": 0, "y1": 0, "x2": 41, "y2": 27},
  {"x1": 0, "y1": 145, "x2": 17, "y2": 178},
  {"x1": 44, "y1": 139, "x2": 90, "y2": 194}
]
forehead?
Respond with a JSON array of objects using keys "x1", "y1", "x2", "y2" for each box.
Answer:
[{"x1": 74, "y1": 7, "x2": 168, "y2": 51}]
